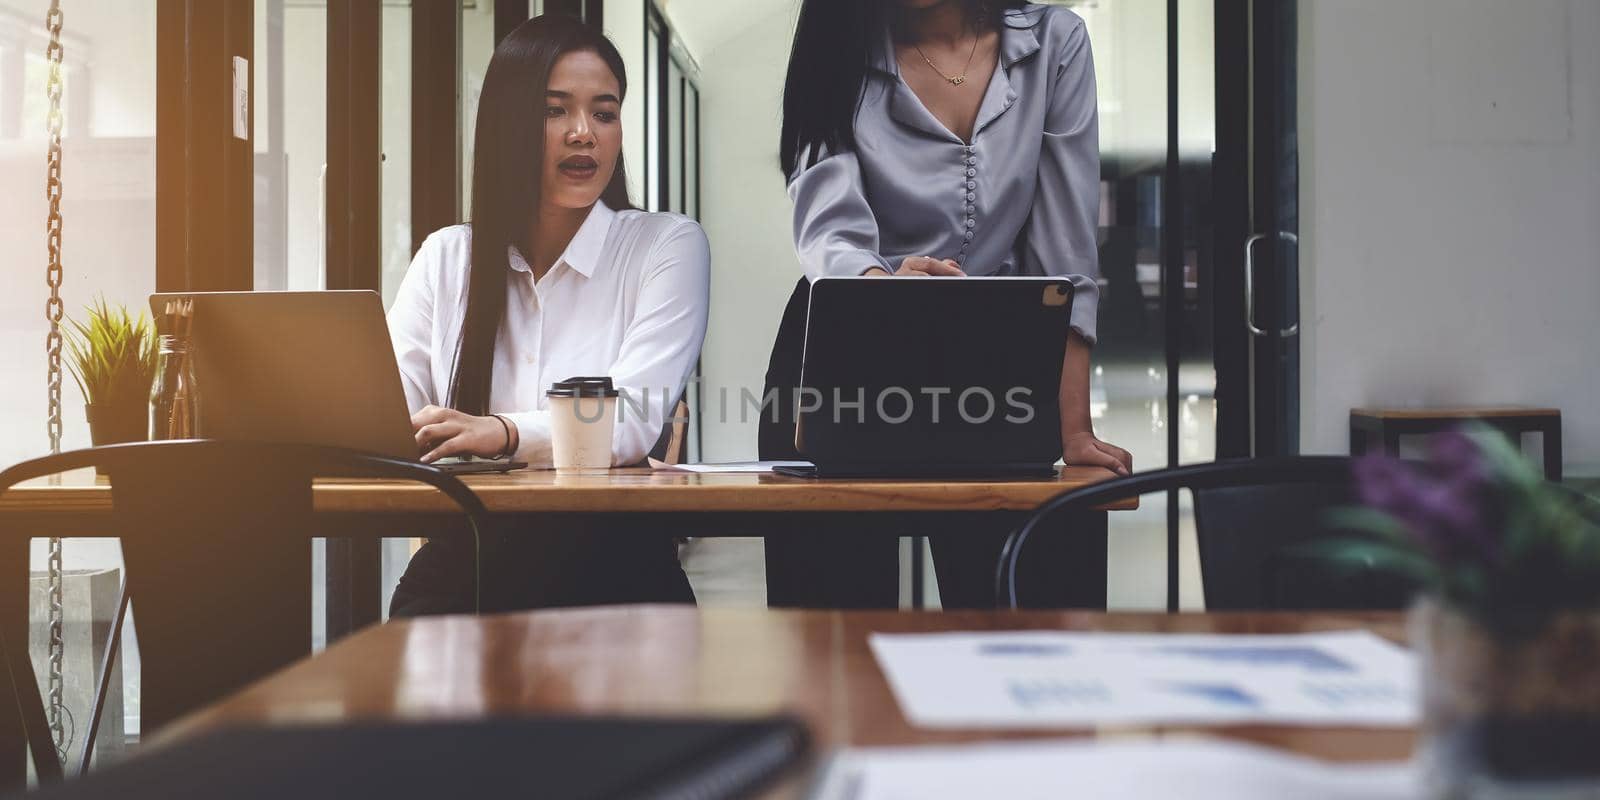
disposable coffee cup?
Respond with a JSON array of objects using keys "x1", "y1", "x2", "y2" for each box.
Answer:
[{"x1": 547, "y1": 376, "x2": 619, "y2": 472}]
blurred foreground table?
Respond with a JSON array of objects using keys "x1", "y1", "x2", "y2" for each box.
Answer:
[{"x1": 168, "y1": 606, "x2": 1412, "y2": 763}]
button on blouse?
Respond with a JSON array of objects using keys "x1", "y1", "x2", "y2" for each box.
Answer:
[{"x1": 786, "y1": 5, "x2": 1102, "y2": 341}]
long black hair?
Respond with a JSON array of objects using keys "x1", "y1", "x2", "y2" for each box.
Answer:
[
  {"x1": 451, "y1": 15, "x2": 634, "y2": 415},
  {"x1": 778, "y1": 0, "x2": 1030, "y2": 177}
]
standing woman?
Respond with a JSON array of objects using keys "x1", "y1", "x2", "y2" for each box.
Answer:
[
  {"x1": 762, "y1": 0, "x2": 1131, "y2": 608},
  {"x1": 388, "y1": 15, "x2": 710, "y2": 615}
]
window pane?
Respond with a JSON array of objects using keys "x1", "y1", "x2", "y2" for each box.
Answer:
[
  {"x1": 667, "y1": 58, "x2": 683, "y2": 214},
  {"x1": 255, "y1": 0, "x2": 327, "y2": 291},
  {"x1": 685, "y1": 85, "x2": 698, "y2": 219},
  {"x1": 381, "y1": 2, "x2": 412, "y2": 307},
  {"x1": 1, "y1": 0, "x2": 159, "y2": 766},
  {"x1": 1175, "y1": 0, "x2": 1217, "y2": 472},
  {"x1": 379, "y1": 1, "x2": 416, "y2": 618},
  {"x1": 461, "y1": 0, "x2": 495, "y2": 218},
  {"x1": 644, "y1": 25, "x2": 660, "y2": 211}
]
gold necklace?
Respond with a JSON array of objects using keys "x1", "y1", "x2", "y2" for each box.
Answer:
[{"x1": 913, "y1": 34, "x2": 980, "y2": 86}]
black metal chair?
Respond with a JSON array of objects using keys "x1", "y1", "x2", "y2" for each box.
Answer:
[
  {"x1": 0, "y1": 440, "x2": 490, "y2": 785},
  {"x1": 995, "y1": 456, "x2": 1421, "y2": 611}
]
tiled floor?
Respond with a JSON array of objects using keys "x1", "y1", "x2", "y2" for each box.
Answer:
[
  {"x1": 680, "y1": 536, "x2": 766, "y2": 606},
  {"x1": 679, "y1": 520, "x2": 1205, "y2": 611}
]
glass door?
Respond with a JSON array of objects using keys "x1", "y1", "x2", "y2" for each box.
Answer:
[
  {"x1": 1213, "y1": 0, "x2": 1300, "y2": 459},
  {"x1": 1059, "y1": 0, "x2": 1302, "y2": 608},
  {"x1": 1246, "y1": 0, "x2": 1300, "y2": 458},
  {"x1": 1053, "y1": 0, "x2": 1215, "y2": 610}
]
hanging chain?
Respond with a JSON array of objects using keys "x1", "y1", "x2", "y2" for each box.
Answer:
[{"x1": 44, "y1": 0, "x2": 70, "y2": 758}]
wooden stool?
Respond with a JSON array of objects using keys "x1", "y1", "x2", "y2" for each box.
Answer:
[{"x1": 1349, "y1": 407, "x2": 1562, "y2": 480}]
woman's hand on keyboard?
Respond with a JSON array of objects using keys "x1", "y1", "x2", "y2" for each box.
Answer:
[{"x1": 411, "y1": 405, "x2": 514, "y2": 463}]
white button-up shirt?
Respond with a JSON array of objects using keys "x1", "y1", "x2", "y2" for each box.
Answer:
[{"x1": 387, "y1": 201, "x2": 710, "y2": 467}]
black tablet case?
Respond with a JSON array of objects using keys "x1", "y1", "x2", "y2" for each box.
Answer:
[{"x1": 15, "y1": 716, "x2": 810, "y2": 800}]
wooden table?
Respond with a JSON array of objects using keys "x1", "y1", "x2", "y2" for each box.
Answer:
[
  {"x1": 1350, "y1": 406, "x2": 1562, "y2": 480},
  {"x1": 0, "y1": 471, "x2": 1143, "y2": 790},
  {"x1": 0, "y1": 465, "x2": 1132, "y2": 520},
  {"x1": 167, "y1": 606, "x2": 1413, "y2": 764},
  {"x1": 1, "y1": 466, "x2": 1131, "y2": 630}
]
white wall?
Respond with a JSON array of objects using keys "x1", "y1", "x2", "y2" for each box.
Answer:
[{"x1": 1299, "y1": 0, "x2": 1600, "y2": 471}]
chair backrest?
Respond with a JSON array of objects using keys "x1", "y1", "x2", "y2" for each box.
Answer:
[
  {"x1": 664, "y1": 399, "x2": 691, "y2": 465},
  {"x1": 0, "y1": 440, "x2": 489, "y2": 782},
  {"x1": 995, "y1": 456, "x2": 1417, "y2": 611},
  {"x1": 647, "y1": 397, "x2": 692, "y2": 465},
  {"x1": 1191, "y1": 481, "x2": 1414, "y2": 610}
]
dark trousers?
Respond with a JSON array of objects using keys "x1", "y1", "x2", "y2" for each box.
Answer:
[
  {"x1": 390, "y1": 524, "x2": 694, "y2": 617},
  {"x1": 760, "y1": 278, "x2": 1105, "y2": 609}
]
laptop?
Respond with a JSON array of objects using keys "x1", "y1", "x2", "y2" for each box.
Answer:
[
  {"x1": 780, "y1": 276, "x2": 1075, "y2": 478},
  {"x1": 148, "y1": 290, "x2": 524, "y2": 474}
]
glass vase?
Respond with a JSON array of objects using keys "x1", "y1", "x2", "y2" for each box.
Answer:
[
  {"x1": 1412, "y1": 598, "x2": 1600, "y2": 799},
  {"x1": 151, "y1": 334, "x2": 199, "y2": 440}
]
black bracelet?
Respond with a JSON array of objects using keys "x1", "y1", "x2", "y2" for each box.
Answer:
[{"x1": 492, "y1": 414, "x2": 513, "y2": 458}]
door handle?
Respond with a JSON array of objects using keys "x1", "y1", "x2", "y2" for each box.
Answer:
[{"x1": 1245, "y1": 231, "x2": 1299, "y2": 337}]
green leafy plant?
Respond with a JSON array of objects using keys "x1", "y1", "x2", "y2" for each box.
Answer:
[
  {"x1": 1316, "y1": 426, "x2": 1600, "y2": 636},
  {"x1": 64, "y1": 297, "x2": 158, "y2": 410}
]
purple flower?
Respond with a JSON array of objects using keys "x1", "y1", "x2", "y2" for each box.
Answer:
[
  {"x1": 1429, "y1": 430, "x2": 1493, "y2": 487},
  {"x1": 1352, "y1": 433, "x2": 1504, "y2": 565}
]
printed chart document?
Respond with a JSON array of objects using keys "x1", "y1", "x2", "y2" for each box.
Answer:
[
  {"x1": 869, "y1": 630, "x2": 1416, "y2": 728},
  {"x1": 648, "y1": 460, "x2": 811, "y2": 474},
  {"x1": 806, "y1": 739, "x2": 1414, "y2": 800}
]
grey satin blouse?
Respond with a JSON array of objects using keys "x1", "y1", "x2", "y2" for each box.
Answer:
[{"x1": 787, "y1": 4, "x2": 1102, "y2": 341}]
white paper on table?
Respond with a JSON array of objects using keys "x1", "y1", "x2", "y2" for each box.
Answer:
[
  {"x1": 869, "y1": 630, "x2": 1417, "y2": 728},
  {"x1": 805, "y1": 739, "x2": 1416, "y2": 800},
  {"x1": 647, "y1": 460, "x2": 811, "y2": 473}
]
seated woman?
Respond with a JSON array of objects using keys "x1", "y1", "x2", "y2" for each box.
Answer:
[{"x1": 386, "y1": 15, "x2": 709, "y2": 616}]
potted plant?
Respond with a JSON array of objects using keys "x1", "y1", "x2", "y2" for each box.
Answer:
[
  {"x1": 65, "y1": 298, "x2": 158, "y2": 458},
  {"x1": 1322, "y1": 428, "x2": 1600, "y2": 796}
]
